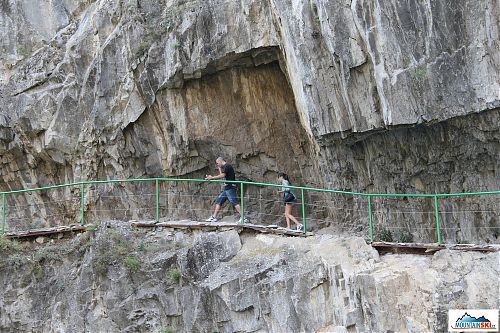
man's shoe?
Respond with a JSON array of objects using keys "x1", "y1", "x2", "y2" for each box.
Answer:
[
  {"x1": 240, "y1": 217, "x2": 249, "y2": 224},
  {"x1": 297, "y1": 224, "x2": 304, "y2": 231},
  {"x1": 205, "y1": 216, "x2": 218, "y2": 222}
]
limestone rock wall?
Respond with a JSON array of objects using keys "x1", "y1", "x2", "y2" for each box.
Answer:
[
  {"x1": 0, "y1": 0, "x2": 498, "y2": 241},
  {"x1": 0, "y1": 224, "x2": 498, "y2": 332}
]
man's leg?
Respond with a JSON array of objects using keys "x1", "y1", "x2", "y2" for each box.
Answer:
[
  {"x1": 227, "y1": 188, "x2": 247, "y2": 222},
  {"x1": 213, "y1": 203, "x2": 222, "y2": 217},
  {"x1": 233, "y1": 204, "x2": 248, "y2": 223},
  {"x1": 227, "y1": 187, "x2": 239, "y2": 208},
  {"x1": 207, "y1": 191, "x2": 227, "y2": 221}
]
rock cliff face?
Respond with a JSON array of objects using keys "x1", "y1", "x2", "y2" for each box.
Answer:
[
  {"x1": 0, "y1": 223, "x2": 498, "y2": 333},
  {"x1": 0, "y1": 0, "x2": 499, "y2": 241}
]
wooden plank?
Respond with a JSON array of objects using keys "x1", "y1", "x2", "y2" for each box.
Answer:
[
  {"x1": 371, "y1": 241, "x2": 444, "y2": 249},
  {"x1": 371, "y1": 241, "x2": 499, "y2": 254},
  {"x1": 131, "y1": 221, "x2": 309, "y2": 237},
  {"x1": 371, "y1": 241, "x2": 445, "y2": 255},
  {"x1": 448, "y1": 244, "x2": 499, "y2": 252},
  {"x1": 6, "y1": 225, "x2": 86, "y2": 239}
]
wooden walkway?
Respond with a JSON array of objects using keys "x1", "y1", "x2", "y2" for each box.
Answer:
[
  {"x1": 3, "y1": 223, "x2": 499, "y2": 254},
  {"x1": 131, "y1": 221, "x2": 310, "y2": 237},
  {"x1": 5, "y1": 224, "x2": 86, "y2": 239},
  {"x1": 371, "y1": 241, "x2": 499, "y2": 254},
  {"x1": 2, "y1": 221, "x2": 309, "y2": 239}
]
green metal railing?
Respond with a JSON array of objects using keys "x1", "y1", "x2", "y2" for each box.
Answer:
[{"x1": 0, "y1": 177, "x2": 498, "y2": 243}]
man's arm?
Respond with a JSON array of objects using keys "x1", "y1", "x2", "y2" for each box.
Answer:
[
  {"x1": 206, "y1": 172, "x2": 226, "y2": 180},
  {"x1": 205, "y1": 166, "x2": 226, "y2": 180}
]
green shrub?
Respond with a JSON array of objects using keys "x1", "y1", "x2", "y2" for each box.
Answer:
[
  {"x1": 75, "y1": 231, "x2": 94, "y2": 250},
  {"x1": 412, "y1": 66, "x2": 427, "y2": 80},
  {"x1": 379, "y1": 228, "x2": 393, "y2": 242},
  {"x1": 398, "y1": 230, "x2": 414, "y2": 243},
  {"x1": 86, "y1": 225, "x2": 98, "y2": 233},
  {"x1": 135, "y1": 42, "x2": 150, "y2": 58},
  {"x1": 0, "y1": 237, "x2": 21, "y2": 252},
  {"x1": 123, "y1": 255, "x2": 141, "y2": 272},
  {"x1": 93, "y1": 230, "x2": 133, "y2": 275},
  {"x1": 109, "y1": 230, "x2": 124, "y2": 243},
  {"x1": 2, "y1": 253, "x2": 26, "y2": 269},
  {"x1": 110, "y1": 231, "x2": 129, "y2": 255},
  {"x1": 33, "y1": 262, "x2": 44, "y2": 280},
  {"x1": 168, "y1": 269, "x2": 181, "y2": 284},
  {"x1": 17, "y1": 45, "x2": 32, "y2": 58},
  {"x1": 34, "y1": 246, "x2": 64, "y2": 262},
  {"x1": 94, "y1": 256, "x2": 109, "y2": 275}
]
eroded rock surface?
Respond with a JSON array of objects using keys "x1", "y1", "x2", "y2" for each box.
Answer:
[{"x1": 0, "y1": 223, "x2": 498, "y2": 332}]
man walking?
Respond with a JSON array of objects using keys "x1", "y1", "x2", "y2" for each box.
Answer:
[{"x1": 205, "y1": 157, "x2": 247, "y2": 223}]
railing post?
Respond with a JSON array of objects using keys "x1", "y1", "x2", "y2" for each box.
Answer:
[
  {"x1": 301, "y1": 188, "x2": 306, "y2": 233},
  {"x1": 80, "y1": 184, "x2": 85, "y2": 226},
  {"x1": 434, "y1": 195, "x2": 441, "y2": 244},
  {"x1": 368, "y1": 196, "x2": 373, "y2": 242},
  {"x1": 240, "y1": 182, "x2": 245, "y2": 224},
  {"x1": 2, "y1": 193, "x2": 6, "y2": 236},
  {"x1": 155, "y1": 178, "x2": 159, "y2": 223}
]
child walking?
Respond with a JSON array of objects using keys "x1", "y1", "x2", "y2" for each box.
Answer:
[{"x1": 277, "y1": 172, "x2": 303, "y2": 230}]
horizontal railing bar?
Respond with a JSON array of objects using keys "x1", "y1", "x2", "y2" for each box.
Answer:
[{"x1": 1, "y1": 178, "x2": 499, "y2": 198}]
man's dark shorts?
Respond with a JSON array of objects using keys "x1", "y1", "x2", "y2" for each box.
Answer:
[{"x1": 215, "y1": 186, "x2": 239, "y2": 206}]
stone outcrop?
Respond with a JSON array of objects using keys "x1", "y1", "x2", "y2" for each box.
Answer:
[
  {"x1": 0, "y1": 223, "x2": 498, "y2": 332},
  {"x1": 0, "y1": 0, "x2": 498, "y2": 242}
]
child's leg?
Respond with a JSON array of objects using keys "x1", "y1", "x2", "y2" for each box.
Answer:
[
  {"x1": 285, "y1": 204, "x2": 294, "y2": 228},
  {"x1": 286, "y1": 204, "x2": 301, "y2": 226},
  {"x1": 289, "y1": 213, "x2": 300, "y2": 225}
]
